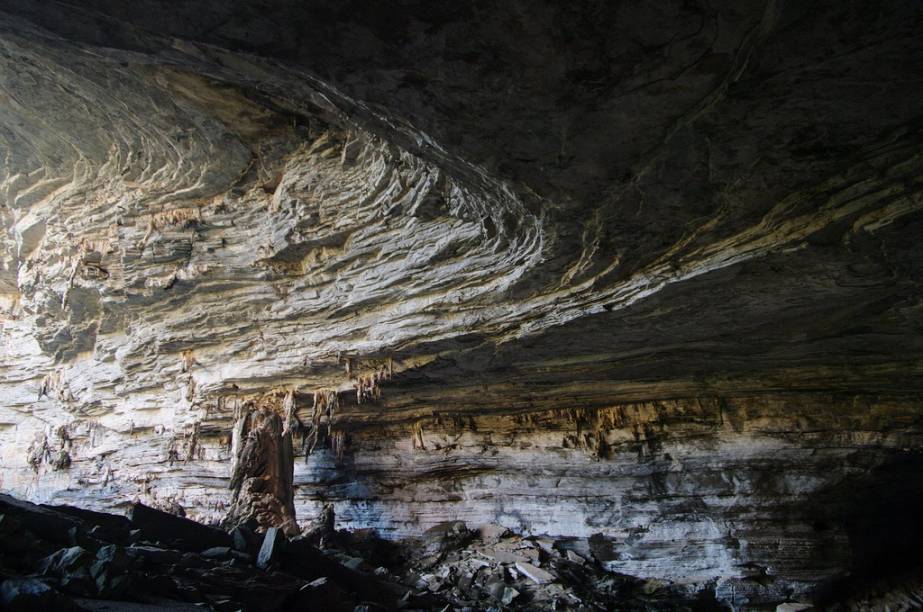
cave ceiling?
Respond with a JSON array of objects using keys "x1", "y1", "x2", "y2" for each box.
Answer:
[{"x1": 1, "y1": 2, "x2": 922, "y2": 606}]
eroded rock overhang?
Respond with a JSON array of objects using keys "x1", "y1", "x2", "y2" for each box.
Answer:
[{"x1": 1, "y1": 1, "x2": 923, "y2": 607}]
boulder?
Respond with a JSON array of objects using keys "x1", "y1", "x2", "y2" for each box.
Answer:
[
  {"x1": 92, "y1": 544, "x2": 132, "y2": 574},
  {"x1": 230, "y1": 524, "x2": 261, "y2": 557},
  {"x1": 124, "y1": 544, "x2": 184, "y2": 565},
  {"x1": 201, "y1": 546, "x2": 234, "y2": 559},
  {"x1": 420, "y1": 521, "x2": 472, "y2": 554},
  {"x1": 487, "y1": 579, "x2": 519, "y2": 605},
  {"x1": 128, "y1": 503, "x2": 230, "y2": 552},
  {"x1": 0, "y1": 514, "x2": 35, "y2": 554},
  {"x1": 49, "y1": 505, "x2": 131, "y2": 544},
  {"x1": 477, "y1": 523, "x2": 511, "y2": 545},
  {"x1": 0, "y1": 578, "x2": 84, "y2": 611},
  {"x1": 38, "y1": 546, "x2": 92, "y2": 576},
  {"x1": 0, "y1": 495, "x2": 81, "y2": 547}
]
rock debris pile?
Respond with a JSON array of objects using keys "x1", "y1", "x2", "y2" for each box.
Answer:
[
  {"x1": 0, "y1": 493, "x2": 726, "y2": 611},
  {"x1": 1, "y1": 1, "x2": 923, "y2": 610}
]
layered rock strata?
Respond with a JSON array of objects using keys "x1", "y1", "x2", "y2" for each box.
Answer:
[{"x1": 1, "y1": 1, "x2": 922, "y2": 609}]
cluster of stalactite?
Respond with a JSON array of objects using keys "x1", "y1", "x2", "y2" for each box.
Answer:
[
  {"x1": 350, "y1": 358, "x2": 393, "y2": 405},
  {"x1": 303, "y1": 389, "x2": 339, "y2": 459},
  {"x1": 25, "y1": 424, "x2": 72, "y2": 472},
  {"x1": 330, "y1": 430, "x2": 350, "y2": 462},
  {"x1": 37, "y1": 370, "x2": 76, "y2": 403}
]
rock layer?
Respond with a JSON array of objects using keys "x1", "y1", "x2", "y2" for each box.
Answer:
[{"x1": 1, "y1": 1, "x2": 922, "y2": 609}]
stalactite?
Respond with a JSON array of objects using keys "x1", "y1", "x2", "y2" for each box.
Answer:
[
  {"x1": 26, "y1": 434, "x2": 48, "y2": 472},
  {"x1": 167, "y1": 442, "x2": 180, "y2": 466},
  {"x1": 27, "y1": 425, "x2": 73, "y2": 472},
  {"x1": 37, "y1": 370, "x2": 75, "y2": 403},
  {"x1": 353, "y1": 360, "x2": 393, "y2": 404},
  {"x1": 184, "y1": 422, "x2": 200, "y2": 463},
  {"x1": 180, "y1": 350, "x2": 196, "y2": 372},
  {"x1": 184, "y1": 376, "x2": 197, "y2": 402},
  {"x1": 281, "y1": 389, "x2": 298, "y2": 436},
  {"x1": 411, "y1": 421, "x2": 426, "y2": 450},
  {"x1": 304, "y1": 388, "x2": 338, "y2": 459},
  {"x1": 330, "y1": 430, "x2": 349, "y2": 462}
]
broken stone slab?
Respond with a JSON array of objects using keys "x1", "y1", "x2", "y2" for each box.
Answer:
[
  {"x1": 257, "y1": 526, "x2": 284, "y2": 570},
  {"x1": 33, "y1": 546, "x2": 96, "y2": 597},
  {"x1": 457, "y1": 571, "x2": 474, "y2": 592},
  {"x1": 534, "y1": 537, "x2": 556, "y2": 553},
  {"x1": 96, "y1": 570, "x2": 134, "y2": 599},
  {"x1": 417, "y1": 573, "x2": 445, "y2": 592},
  {"x1": 516, "y1": 561, "x2": 555, "y2": 584},
  {"x1": 338, "y1": 554, "x2": 369, "y2": 572},
  {"x1": 128, "y1": 503, "x2": 230, "y2": 552},
  {"x1": 481, "y1": 550, "x2": 530, "y2": 565}
]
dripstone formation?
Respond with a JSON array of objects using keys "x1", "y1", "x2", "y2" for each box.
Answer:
[{"x1": 1, "y1": 1, "x2": 922, "y2": 610}]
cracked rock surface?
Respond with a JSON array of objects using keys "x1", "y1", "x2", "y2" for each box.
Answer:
[{"x1": 1, "y1": 1, "x2": 922, "y2": 609}]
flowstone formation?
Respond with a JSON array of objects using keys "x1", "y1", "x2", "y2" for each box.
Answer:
[{"x1": 1, "y1": 1, "x2": 923, "y2": 609}]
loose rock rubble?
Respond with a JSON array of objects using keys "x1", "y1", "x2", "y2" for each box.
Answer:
[
  {"x1": 389, "y1": 520, "x2": 722, "y2": 611},
  {"x1": 0, "y1": 493, "x2": 426, "y2": 611},
  {"x1": 3, "y1": 492, "x2": 920, "y2": 610},
  {"x1": 1, "y1": 491, "x2": 726, "y2": 611},
  {"x1": 1, "y1": 4, "x2": 922, "y2": 608}
]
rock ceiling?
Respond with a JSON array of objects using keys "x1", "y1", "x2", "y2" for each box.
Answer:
[{"x1": 0, "y1": 1, "x2": 922, "y2": 608}]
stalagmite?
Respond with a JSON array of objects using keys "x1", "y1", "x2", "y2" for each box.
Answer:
[
  {"x1": 0, "y1": 2, "x2": 921, "y2": 609},
  {"x1": 225, "y1": 397, "x2": 299, "y2": 535}
]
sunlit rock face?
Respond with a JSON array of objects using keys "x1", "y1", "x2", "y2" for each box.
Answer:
[{"x1": 1, "y1": 1, "x2": 922, "y2": 608}]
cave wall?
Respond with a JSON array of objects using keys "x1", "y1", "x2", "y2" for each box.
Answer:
[
  {"x1": 1, "y1": 1, "x2": 923, "y2": 608},
  {"x1": 4, "y1": 390, "x2": 922, "y2": 605}
]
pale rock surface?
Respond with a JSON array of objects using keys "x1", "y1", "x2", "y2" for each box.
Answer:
[{"x1": 1, "y1": 1, "x2": 922, "y2": 609}]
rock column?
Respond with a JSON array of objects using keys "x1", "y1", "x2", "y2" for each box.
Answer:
[{"x1": 224, "y1": 399, "x2": 299, "y2": 536}]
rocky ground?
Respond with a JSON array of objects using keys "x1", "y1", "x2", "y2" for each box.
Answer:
[
  {"x1": 2, "y1": 2, "x2": 923, "y2": 610},
  {"x1": 10, "y1": 492, "x2": 922, "y2": 611},
  {"x1": 0, "y1": 493, "x2": 731, "y2": 611}
]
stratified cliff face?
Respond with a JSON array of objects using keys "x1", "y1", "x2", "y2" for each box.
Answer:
[{"x1": 1, "y1": 1, "x2": 922, "y2": 608}]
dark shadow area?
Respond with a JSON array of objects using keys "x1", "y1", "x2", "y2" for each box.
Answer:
[{"x1": 812, "y1": 451, "x2": 923, "y2": 604}]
